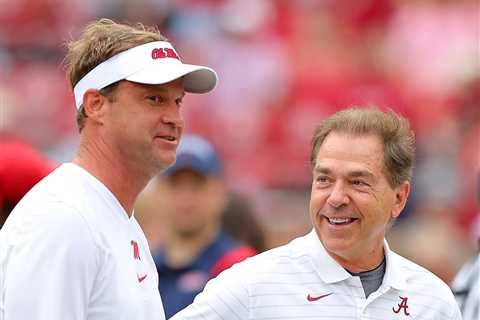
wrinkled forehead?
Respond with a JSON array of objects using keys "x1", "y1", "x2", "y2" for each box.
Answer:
[{"x1": 314, "y1": 132, "x2": 387, "y2": 175}]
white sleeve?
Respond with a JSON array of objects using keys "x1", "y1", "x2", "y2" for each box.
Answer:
[
  {"x1": 1, "y1": 202, "x2": 100, "y2": 320},
  {"x1": 170, "y1": 264, "x2": 250, "y2": 320}
]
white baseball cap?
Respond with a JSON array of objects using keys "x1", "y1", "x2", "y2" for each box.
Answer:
[{"x1": 73, "y1": 41, "x2": 217, "y2": 110}]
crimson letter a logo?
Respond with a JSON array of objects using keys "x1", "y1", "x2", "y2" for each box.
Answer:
[{"x1": 392, "y1": 296, "x2": 410, "y2": 316}]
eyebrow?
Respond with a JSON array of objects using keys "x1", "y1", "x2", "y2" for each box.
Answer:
[
  {"x1": 313, "y1": 166, "x2": 376, "y2": 180},
  {"x1": 348, "y1": 170, "x2": 376, "y2": 181},
  {"x1": 171, "y1": 91, "x2": 186, "y2": 101},
  {"x1": 313, "y1": 167, "x2": 332, "y2": 175},
  {"x1": 142, "y1": 85, "x2": 186, "y2": 98}
]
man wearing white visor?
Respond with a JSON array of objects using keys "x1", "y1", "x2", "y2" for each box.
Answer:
[{"x1": 0, "y1": 19, "x2": 217, "y2": 320}]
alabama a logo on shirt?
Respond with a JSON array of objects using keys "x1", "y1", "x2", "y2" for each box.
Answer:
[{"x1": 392, "y1": 296, "x2": 411, "y2": 316}]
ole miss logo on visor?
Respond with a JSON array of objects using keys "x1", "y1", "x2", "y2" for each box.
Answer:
[{"x1": 151, "y1": 47, "x2": 179, "y2": 60}]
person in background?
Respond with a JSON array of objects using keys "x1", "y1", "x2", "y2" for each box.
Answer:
[
  {"x1": 0, "y1": 19, "x2": 217, "y2": 320},
  {"x1": 171, "y1": 107, "x2": 462, "y2": 320},
  {"x1": 222, "y1": 192, "x2": 267, "y2": 253},
  {"x1": 0, "y1": 137, "x2": 56, "y2": 227},
  {"x1": 152, "y1": 134, "x2": 256, "y2": 318},
  {"x1": 451, "y1": 172, "x2": 479, "y2": 320},
  {"x1": 452, "y1": 250, "x2": 479, "y2": 320}
]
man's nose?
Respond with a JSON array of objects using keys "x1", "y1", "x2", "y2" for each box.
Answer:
[
  {"x1": 161, "y1": 103, "x2": 184, "y2": 128},
  {"x1": 327, "y1": 181, "x2": 350, "y2": 208}
]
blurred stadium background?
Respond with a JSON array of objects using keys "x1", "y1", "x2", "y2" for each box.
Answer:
[{"x1": 0, "y1": 0, "x2": 478, "y2": 284}]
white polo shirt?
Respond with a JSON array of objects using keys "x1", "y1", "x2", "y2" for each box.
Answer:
[
  {"x1": 172, "y1": 230, "x2": 462, "y2": 320},
  {"x1": 452, "y1": 253, "x2": 479, "y2": 320},
  {"x1": 0, "y1": 163, "x2": 165, "y2": 320}
]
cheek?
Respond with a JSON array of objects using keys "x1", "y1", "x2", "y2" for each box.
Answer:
[
  {"x1": 375, "y1": 191, "x2": 397, "y2": 220},
  {"x1": 361, "y1": 198, "x2": 394, "y2": 229},
  {"x1": 309, "y1": 189, "x2": 317, "y2": 211},
  {"x1": 309, "y1": 191, "x2": 325, "y2": 220},
  {"x1": 178, "y1": 114, "x2": 186, "y2": 128}
]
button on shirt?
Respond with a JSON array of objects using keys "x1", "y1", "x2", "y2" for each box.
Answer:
[{"x1": 171, "y1": 230, "x2": 462, "y2": 320}]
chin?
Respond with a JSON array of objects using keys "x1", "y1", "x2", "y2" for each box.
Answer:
[
  {"x1": 176, "y1": 226, "x2": 203, "y2": 239},
  {"x1": 156, "y1": 156, "x2": 176, "y2": 171},
  {"x1": 317, "y1": 230, "x2": 354, "y2": 255},
  {"x1": 324, "y1": 240, "x2": 354, "y2": 256}
]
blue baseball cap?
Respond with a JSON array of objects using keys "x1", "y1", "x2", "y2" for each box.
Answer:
[{"x1": 163, "y1": 134, "x2": 222, "y2": 177}]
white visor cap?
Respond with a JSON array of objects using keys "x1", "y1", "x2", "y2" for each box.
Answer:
[{"x1": 73, "y1": 41, "x2": 217, "y2": 110}]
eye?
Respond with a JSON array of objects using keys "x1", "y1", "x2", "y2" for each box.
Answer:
[
  {"x1": 315, "y1": 175, "x2": 331, "y2": 187},
  {"x1": 351, "y1": 179, "x2": 369, "y2": 187},
  {"x1": 147, "y1": 95, "x2": 165, "y2": 105},
  {"x1": 175, "y1": 97, "x2": 183, "y2": 108}
]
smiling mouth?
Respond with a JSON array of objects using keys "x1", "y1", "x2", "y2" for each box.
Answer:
[
  {"x1": 325, "y1": 217, "x2": 358, "y2": 226},
  {"x1": 156, "y1": 135, "x2": 177, "y2": 142}
]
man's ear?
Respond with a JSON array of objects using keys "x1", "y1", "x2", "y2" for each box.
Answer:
[
  {"x1": 82, "y1": 89, "x2": 108, "y2": 124},
  {"x1": 391, "y1": 181, "x2": 410, "y2": 219}
]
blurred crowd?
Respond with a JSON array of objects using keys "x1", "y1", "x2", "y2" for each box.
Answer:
[{"x1": 0, "y1": 0, "x2": 478, "y2": 284}]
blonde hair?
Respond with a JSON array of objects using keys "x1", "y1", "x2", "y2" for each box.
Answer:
[
  {"x1": 310, "y1": 107, "x2": 415, "y2": 188},
  {"x1": 64, "y1": 18, "x2": 167, "y2": 131}
]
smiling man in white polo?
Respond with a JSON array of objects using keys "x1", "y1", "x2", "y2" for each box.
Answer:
[
  {"x1": 172, "y1": 107, "x2": 461, "y2": 320},
  {"x1": 0, "y1": 19, "x2": 217, "y2": 320}
]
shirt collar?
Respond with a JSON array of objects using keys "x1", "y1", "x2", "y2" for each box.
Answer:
[
  {"x1": 303, "y1": 229, "x2": 352, "y2": 284},
  {"x1": 303, "y1": 229, "x2": 407, "y2": 290},
  {"x1": 382, "y1": 240, "x2": 407, "y2": 290}
]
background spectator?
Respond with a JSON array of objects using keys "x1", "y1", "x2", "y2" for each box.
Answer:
[
  {"x1": 150, "y1": 134, "x2": 256, "y2": 318},
  {"x1": 0, "y1": 136, "x2": 56, "y2": 226}
]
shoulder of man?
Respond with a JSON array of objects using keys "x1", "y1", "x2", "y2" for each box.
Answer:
[
  {"x1": 170, "y1": 235, "x2": 319, "y2": 319},
  {"x1": 170, "y1": 239, "x2": 301, "y2": 320},
  {"x1": 392, "y1": 251, "x2": 452, "y2": 288},
  {"x1": 211, "y1": 234, "x2": 312, "y2": 281},
  {"x1": 209, "y1": 245, "x2": 257, "y2": 277},
  {"x1": 1, "y1": 164, "x2": 104, "y2": 253},
  {"x1": 2, "y1": 198, "x2": 98, "y2": 250},
  {"x1": 0, "y1": 198, "x2": 107, "y2": 320},
  {"x1": 8, "y1": 163, "x2": 88, "y2": 214},
  {"x1": 390, "y1": 250, "x2": 462, "y2": 318}
]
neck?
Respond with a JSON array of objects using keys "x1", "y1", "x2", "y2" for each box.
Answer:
[
  {"x1": 74, "y1": 134, "x2": 151, "y2": 216},
  {"x1": 330, "y1": 243, "x2": 385, "y2": 273},
  {"x1": 164, "y1": 223, "x2": 220, "y2": 268}
]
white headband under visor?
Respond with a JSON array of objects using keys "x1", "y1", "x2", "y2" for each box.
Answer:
[{"x1": 73, "y1": 41, "x2": 218, "y2": 110}]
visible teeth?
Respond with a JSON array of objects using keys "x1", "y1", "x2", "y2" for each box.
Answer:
[{"x1": 328, "y1": 217, "x2": 353, "y2": 225}]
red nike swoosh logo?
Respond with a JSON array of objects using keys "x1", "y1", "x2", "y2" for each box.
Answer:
[
  {"x1": 137, "y1": 274, "x2": 148, "y2": 283},
  {"x1": 307, "y1": 293, "x2": 333, "y2": 302}
]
